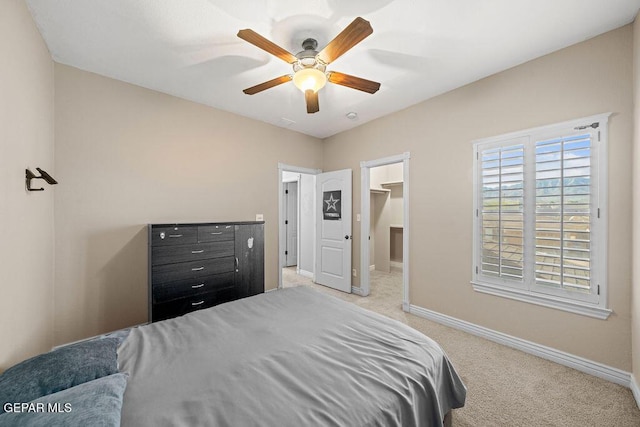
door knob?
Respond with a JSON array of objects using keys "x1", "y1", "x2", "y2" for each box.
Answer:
[{"x1": 345, "y1": 235, "x2": 351, "y2": 240}]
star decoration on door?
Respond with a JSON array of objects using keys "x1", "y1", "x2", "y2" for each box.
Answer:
[{"x1": 325, "y1": 194, "x2": 340, "y2": 211}]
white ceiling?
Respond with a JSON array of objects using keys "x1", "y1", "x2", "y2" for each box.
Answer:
[{"x1": 26, "y1": 0, "x2": 640, "y2": 139}]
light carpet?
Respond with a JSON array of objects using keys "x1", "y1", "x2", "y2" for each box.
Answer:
[{"x1": 282, "y1": 267, "x2": 640, "y2": 426}]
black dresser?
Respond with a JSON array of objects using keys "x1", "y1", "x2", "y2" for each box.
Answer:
[{"x1": 148, "y1": 222, "x2": 264, "y2": 322}]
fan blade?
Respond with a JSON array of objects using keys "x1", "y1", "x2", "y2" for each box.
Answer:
[
  {"x1": 305, "y1": 90, "x2": 319, "y2": 114},
  {"x1": 317, "y1": 17, "x2": 373, "y2": 64},
  {"x1": 328, "y1": 71, "x2": 380, "y2": 94},
  {"x1": 237, "y1": 29, "x2": 298, "y2": 64},
  {"x1": 243, "y1": 75, "x2": 292, "y2": 95}
]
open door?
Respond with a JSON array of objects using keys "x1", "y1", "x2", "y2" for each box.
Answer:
[
  {"x1": 315, "y1": 169, "x2": 352, "y2": 292},
  {"x1": 283, "y1": 181, "x2": 298, "y2": 267}
]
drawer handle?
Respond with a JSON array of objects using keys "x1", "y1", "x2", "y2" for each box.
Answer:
[
  {"x1": 192, "y1": 283, "x2": 204, "y2": 289},
  {"x1": 192, "y1": 267, "x2": 204, "y2": 271},
  {"x1": 169, "y1": 234, "x2": 183, "y2": 238},
  {"x1": 191, "y1": 300, "x2": 205, "y2": 306},
  {"x1": 191, "y1": 250, "x2": 204, "y2": 254},
  {"x1": 210, "y1": 232, "x2": 223, "y2": 235}
]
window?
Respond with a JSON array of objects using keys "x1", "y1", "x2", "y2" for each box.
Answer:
[{"x1": 472, "y1": 114, "x2": 611, "y2": 319}]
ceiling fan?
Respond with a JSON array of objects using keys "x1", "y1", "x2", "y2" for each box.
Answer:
[{"x1": 237, "y1": 17, "x2": 381, "y2": 114}]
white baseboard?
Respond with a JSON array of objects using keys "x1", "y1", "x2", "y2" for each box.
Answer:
[
  {"x1": 631, "y1": 374, "x2": 640, "y2": 409},
  {"x1": 297, "y1": 269, "x2": 314, "y2": 279},
  {"x1": 351, "y1": 286, "x2": 366, "y2": 296},
  {"x1": 409, "y1": 304, "x2": 632, "y2": 388}
]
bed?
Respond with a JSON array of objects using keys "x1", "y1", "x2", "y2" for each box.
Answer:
[
  {"x1": 0, "y1": 286, "x2": 465, "y2": 425},
  {"x1": 117, "y1": 286, "x2": 466, "y2": 426}
]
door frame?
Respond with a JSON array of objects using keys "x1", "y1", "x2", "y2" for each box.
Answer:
[
  {"x1": 360, "y1": 152, "x2": 410, "y2": 311},
  {"x1": 278, "y1": 163, "x2": 322, "y2": 290}
]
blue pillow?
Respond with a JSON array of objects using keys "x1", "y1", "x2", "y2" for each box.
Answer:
[
  {"x1": 0, "y1": 373, "x2": 127, "y2": 427},
  {"x1": 0, "y1": 338, "x2": 119, "y2": 413}
]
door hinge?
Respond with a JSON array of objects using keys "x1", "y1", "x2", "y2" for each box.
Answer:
[
  {"x1": 597, "y1": 208, "x2": 600, "y2": 219},
  {"x1": 597, "y1": 285, "x2": 600, "y2": 295},
  {"x1": 598, "y1": 130, "x2": 601, "y2": 142},
  {"x1": 285, "y1": 220, "x2": 288, "y2": 225},
  {"x1": 285, "y1": 250, "x2": 288, "y2": 255},
  {"x1": 285, "y1": 189, "x2": 289, "y2": 194},
  {"x1": 475, "y1": 266, "x2": 479, "y2": 274},
  {"x1": 476, "y1": 209, "x2": 478, "y2": 217}
]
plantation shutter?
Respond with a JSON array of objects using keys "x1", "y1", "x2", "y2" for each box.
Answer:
[
  {"x1": 479, "y1": 143, "x2": 524, "y2": 281},
  {"x1": 534, "y1": 133, "x2": 592, "y2": 294},
  {"x1": 472, "y1": 114, "x2": 608, "y2": 317}
]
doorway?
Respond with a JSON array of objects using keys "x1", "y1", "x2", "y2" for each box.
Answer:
[
  {"x1": 360, "y1": 153, "x2": 410, "y2": 311},
  {"x1": 279, "y1": 165, "x2": 319, "y2": 289},
  {"x1": 278, "y1": 164, "x2": 353, "y2": 292}
]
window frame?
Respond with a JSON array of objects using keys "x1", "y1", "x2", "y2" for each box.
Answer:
[{"x1": 471, "y1": 113, "x2": 611, "y2": 319}]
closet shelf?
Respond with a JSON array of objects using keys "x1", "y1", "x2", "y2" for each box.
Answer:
[
  {"x1": 380, "y1": 181, "x2": 403, "y2": 187},
  {"x1": 370, "y1": 188, "x2": 391, "y2": 194}
]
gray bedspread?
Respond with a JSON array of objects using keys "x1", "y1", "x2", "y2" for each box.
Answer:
[{"x1": 118, "y1": 286, "x2": 466, "y2": 426}]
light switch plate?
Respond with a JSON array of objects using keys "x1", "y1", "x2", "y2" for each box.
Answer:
[{"x1": 256, "y1": 214, "x2": 264, "y2": 221}]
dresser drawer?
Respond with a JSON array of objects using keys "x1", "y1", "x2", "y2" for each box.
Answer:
[
  {"x1": 152, "y1": 272, "x2": 235, "y2": 304},
  {"x1": 151, "y1": 226, "x2": 197, "y2": 246},
  {"x1": 152, "y1": 287, "x2": 239, "y2": 322},
  {"x1": 151, "y1": 241, "x2": 234, "y2": 266},
  {"x1": 198, "y1": 224, "x2": 234, "y2": 242},
  {"x1": 152, "y1": 256, "x2": 235, "y2": 285}
]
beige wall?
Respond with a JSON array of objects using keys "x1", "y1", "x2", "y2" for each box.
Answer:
[
  {"x1": 324, "y1": 26, "x2": 634, "y2": 370},
  {"x1": 0, "y1": 0, "x2": 55, "y2": 370},
  {"x1": 53, "y1": 64, "x2": 322, "y2": 345},
  {"x1": 632, "y1": 15, "x2": 640, "y2": 386}
]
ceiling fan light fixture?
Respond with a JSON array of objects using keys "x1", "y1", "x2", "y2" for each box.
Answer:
[
  {"x1": 293, "y1": 68, "x2": 327, "y2": 93},
  {"x1": 238, "y1": 17, "x2": 379, "y2": 114}
]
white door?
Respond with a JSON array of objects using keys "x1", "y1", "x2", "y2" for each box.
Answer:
[
  {"x1": 315, "y1": 169, "x2": 352, "y2": 292},
  {"x1": 284, "y1": 182, "x2": 298, "y2": 267}
]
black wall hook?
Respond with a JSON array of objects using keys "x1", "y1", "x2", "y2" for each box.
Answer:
[{"x1": 26, "y1": 168, "x2": 58, "y2": 192}]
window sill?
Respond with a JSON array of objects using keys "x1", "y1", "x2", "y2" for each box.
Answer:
[{"x1": 471, "y1": 281, "x2": 612, "y2": 320}]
